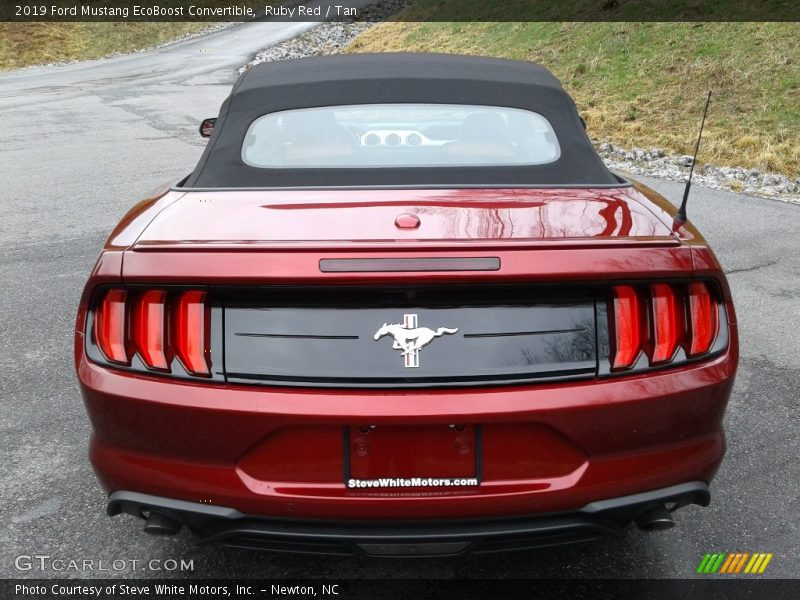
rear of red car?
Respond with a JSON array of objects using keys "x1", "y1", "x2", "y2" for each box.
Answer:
[{"x1": 75, "y1": 181, "x2": 737, "y2": 555}]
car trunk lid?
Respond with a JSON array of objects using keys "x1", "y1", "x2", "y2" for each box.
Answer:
[{"x1": 130, "y1": 187, "x2": 678, "y2": 249}]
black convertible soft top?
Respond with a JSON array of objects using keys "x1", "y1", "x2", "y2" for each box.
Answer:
[{"x1": 185, "y1": 53, "x2": 621, "y2": 189}]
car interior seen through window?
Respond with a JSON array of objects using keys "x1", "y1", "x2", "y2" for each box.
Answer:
[{"x1": 241, "y1": 104, "x2": 561, "y2": 168}]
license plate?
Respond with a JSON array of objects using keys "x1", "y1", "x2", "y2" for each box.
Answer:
[{"x1": 346, "y1": 425, "x2": 480, "y2": 489}]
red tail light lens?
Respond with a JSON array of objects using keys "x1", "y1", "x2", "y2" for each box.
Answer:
[
  {"x1": 94, "y1": 289, "x2": 129, "y2": 365},
  {"x1": 609, "y1": 281, "x2": 722, "y2": 372},
  {"x1": 650, "y1": 284, "x2": 682, "y2": 363},
  {"x1": 90, "y1": 287, "x2": 212, "y2": 378},
  {"x1": 174, "y1": 290, "x2": 210, "y2": 376},
  {"x1": 687, "y1": 282, "x2": 718, "y2": 356},
  {"x1": 133, "y1": 290, "x2": 168, "y2": 370},
  {"x1": 611, "y1": 285, "x2": 643, "y2": 369}
]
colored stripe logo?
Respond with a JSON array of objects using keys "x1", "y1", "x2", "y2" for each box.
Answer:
[
  {"x1": 403, "y1": 314, "x2": 419, "y2": 368},
  {"x1": 697, "y1": 552, "x2": 773, "y2": 574}
]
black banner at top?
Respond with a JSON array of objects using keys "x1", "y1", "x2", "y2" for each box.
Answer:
[{"x1": 2, "y1": 0, "x2": 799, "y2": 22}]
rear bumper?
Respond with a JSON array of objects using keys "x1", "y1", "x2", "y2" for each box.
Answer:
[
  {"x1": 79, "y1": 334, "x2": 736, "y2": 521},
  {"x1": 108, "y1": 482, "x2": 710, "y2": 556}
]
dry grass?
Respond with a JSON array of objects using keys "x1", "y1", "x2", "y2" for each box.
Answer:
[
  {"x1": 0, "y1": 0, "x2": 278, "y2": 71},
  {"x1": 349, "y1": 22, "x2": 800, "y2": 177},
  {"x1": 0, "y1": 22, "x2": 211, "y2": 70}
]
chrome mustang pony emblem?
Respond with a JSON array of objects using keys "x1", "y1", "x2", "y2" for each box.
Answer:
[{"x1": 373, "y1": 314, "x2": 458, "y2": 368}]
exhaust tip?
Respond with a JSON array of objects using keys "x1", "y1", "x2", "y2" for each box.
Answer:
[
  {"x1": 143, "y1": 511, "x2": 182, "y2": 536},
  {"x1": 635, "y1": 504, "x2": 675, "y2": 532}
]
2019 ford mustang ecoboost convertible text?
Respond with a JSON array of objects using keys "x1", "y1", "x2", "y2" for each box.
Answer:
[{"x1": 75, "y1": 54, "x2": 738, "y2": 556}]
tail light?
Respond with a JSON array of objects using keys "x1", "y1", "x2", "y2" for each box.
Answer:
[
  {"x1": 650, "y1": 283, "x2": 682, "y2": 363},
  {"x1": 610, "y1": 285, "x2": 643, "y2": 369},
  {"x1": 94, "y1": 289, "x2": 129, "y2": 365},
  {"x1": 609, "y1": 281, "x2": 723, "y2": 371},
  {"x1": 90, "y1": 288, "x2": 211, "y2": 378},
  {"x1": 174, "y1": 291, "x2": 210, "y2": 376},
  {"x1": 687, "y1": 281, "x2": 719, "y2": 356},
  {"x1": 132, "y1": 290, "x2": 169, "y2": 371}
]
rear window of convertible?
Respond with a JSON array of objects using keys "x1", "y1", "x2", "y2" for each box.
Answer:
[{"x1": 241, "y1": 104, "x2": 561, "y2": 169}]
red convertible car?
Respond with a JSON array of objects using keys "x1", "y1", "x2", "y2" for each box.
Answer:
[{"x1": 75, "y1": 54, "x2": 737, "y2": 556}]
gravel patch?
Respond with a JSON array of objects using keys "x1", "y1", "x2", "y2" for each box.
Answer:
[
  {"x1": 597, "y1": 142, "x2": 800, "y2": 204},
  {"x1": 240, "y1": 0, "x2": 413, "y2": 73},
  {"x1": 240, "y1": 13, "x2": 799, "y2": 204}
]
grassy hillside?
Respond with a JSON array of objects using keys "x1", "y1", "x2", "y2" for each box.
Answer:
[
  {"x1": 0, "y1": 22, "x2": 213, "y2": 70},
  {"x1": 349, "y1": 21, "x2": 800, "y2": 177},
  {"x1": 0, "y1": 0, "x2": 281, "y2": 70}
]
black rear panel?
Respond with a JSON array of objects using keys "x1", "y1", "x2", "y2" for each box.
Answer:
[{"x1": 222, "y1": 285, "x2": 598, "y2": 388}]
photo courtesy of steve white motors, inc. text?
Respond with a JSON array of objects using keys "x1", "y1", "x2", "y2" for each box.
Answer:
[{"x1": 15, "y1": 583, "x2": 340, "y2": 597}]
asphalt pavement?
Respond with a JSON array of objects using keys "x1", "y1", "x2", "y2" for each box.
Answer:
[{"x1": 0, "y1": 23, "x2": 798, "y2": 580}]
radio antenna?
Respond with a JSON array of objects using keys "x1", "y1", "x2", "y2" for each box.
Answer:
[{"x1": 674, "y1": 90, "x2": 712, "y2": 229}]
